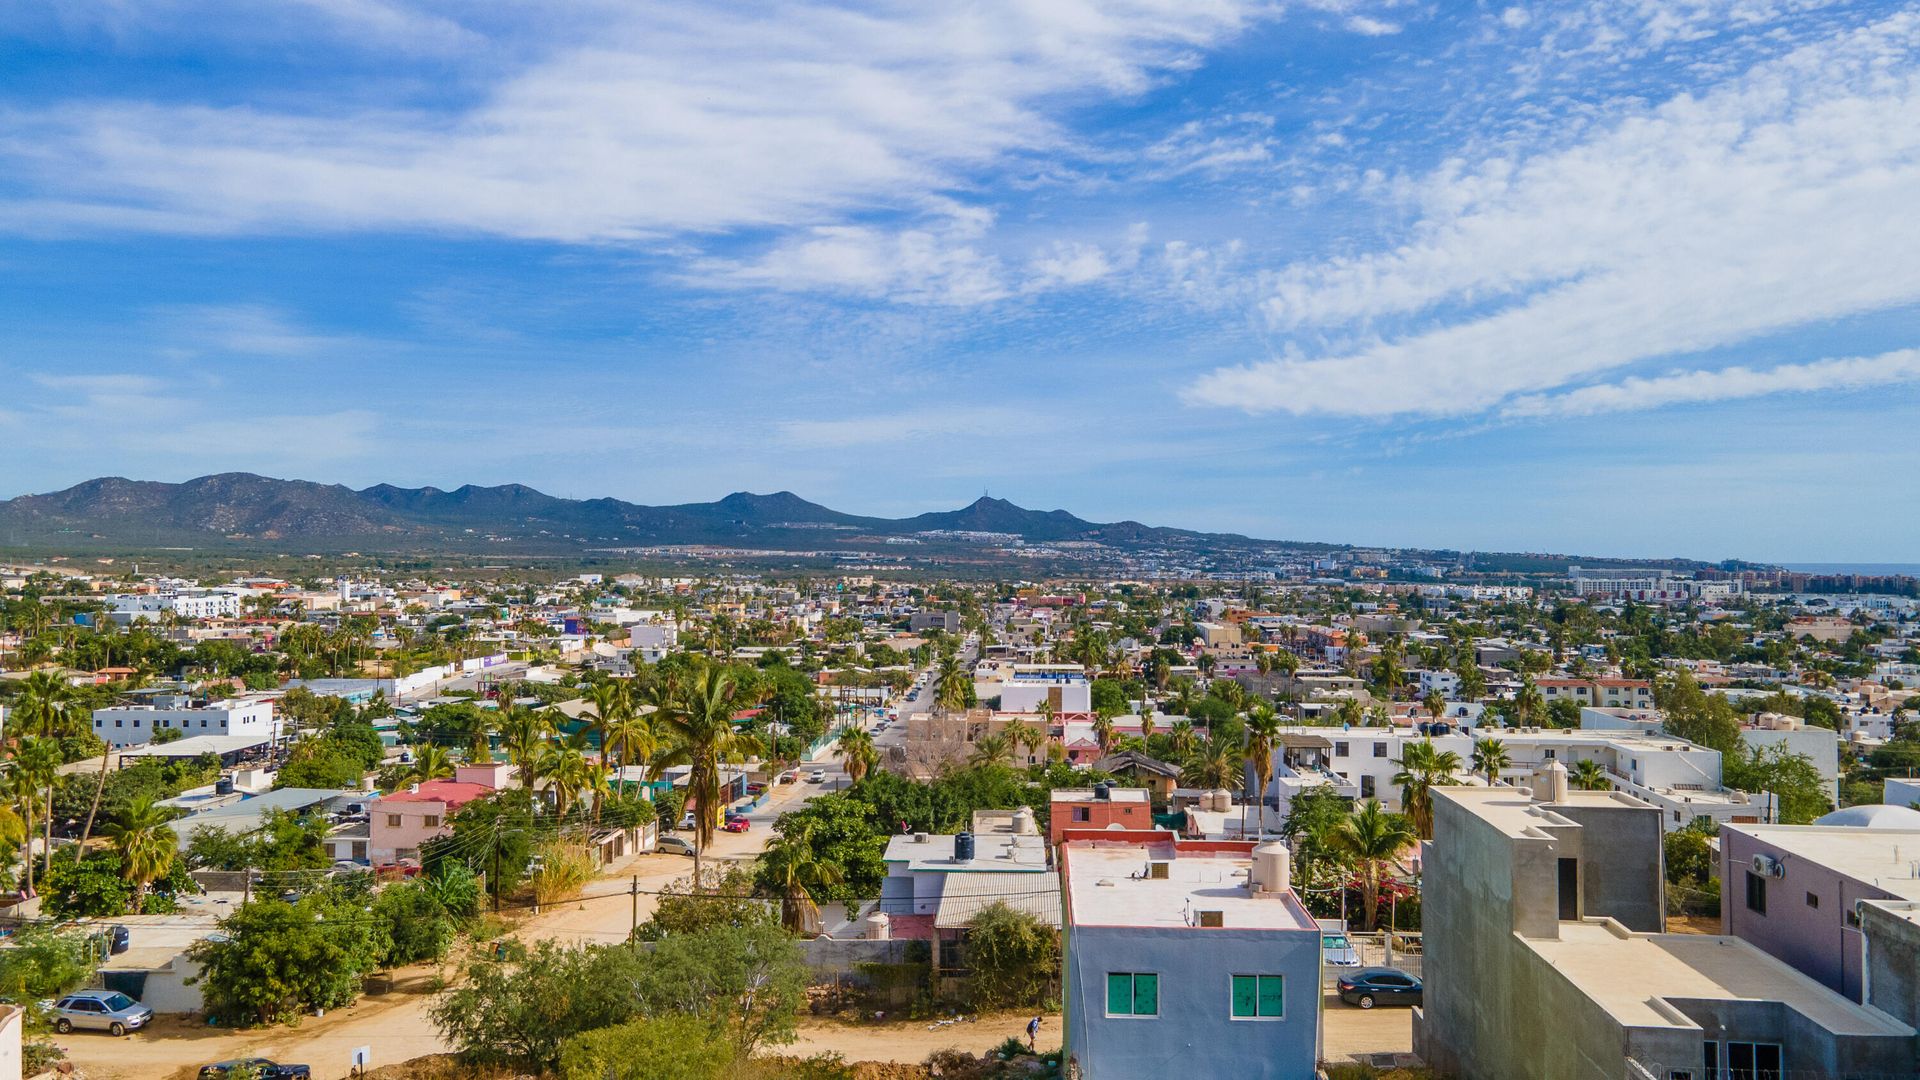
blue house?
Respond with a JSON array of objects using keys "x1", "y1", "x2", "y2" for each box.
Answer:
[{"x1": 1062, "y1": 835, "x2": 1321, "y2": 1079}]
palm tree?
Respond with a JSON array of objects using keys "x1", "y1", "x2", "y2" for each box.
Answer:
[
  {"x1": 396, "y1": 744, "x2": 455, "y2": 788},
  {"x1": 1138, "y1": 711, "x2": 1156, "y2": 744},
  {"x1": 606, "y1": 709, "x2": 659, "y2": 783},
  {"x1": 498, "y1": 704, "x2": 552, "y2": 783},
  {"x1": 1271, "y1": 649, "x2": 1301, "y2": 702},
  {"x1": 759, "y1": 823, "x2": 845, "y2": 936},
  {"x1": 1511, "y1": 676, "x2": 1545, "y2": 728},
  {"x1": 1092, "y1": 713, "x2": 1117, "y2": 756},
  {"x1": 968, "y1": 733, "x2": 1014, "y2": 768},
  {"x1": 1181, "y1": 739, "x2": 1244, "y2": 792},
  {"x1": 837, "y1": 726, "x2": 878, "y2": 785},
  {"x1": 535, "y1": 730, "x2": 594, "y2": 818},
  {"x1": 1392, "y1": 739, "x2": 1463, "y2": 840},
  {"x1": 654, "y1": 665, "x2": 759, "y2": 884},
  {"x1": 582, "y1": 681, "x2": 630, "y2": 765},
  {"x1": 1335, "y1": 697, "x2": 1365, "y2": 729},
  {"x1": 1005, "y1": 719, "x2": 1047, "y2": 764},
  {"x1": 465, "y1": 708, "x2": 497, "y2": 763},
  {"x1": 1329, "y1": 799, "x2": 1415, "y2": 931},
  {"x1": 104, "y1": 797, "x2": 178, "y2": 912},
  {"x1": 1471, "y1": 737, "x2": 1510, "y2": 785},
  {"x1": 1570, "y1": 759, "x2": 1613, "y2": 791},
  {"x1": 1423, "y1": 689, "x2": 1447, "y2": 726},
  {"x1": 11, "y1": 669, "x2": 75, "y2": 738},
  {"x1": 933, "y1": 652, "x2": 970, "y2": 715},
  {"x1": 1242, "y1": 708, "x2": 1283, "y2": 835},
  {"x1": 7, "y1": 737, "x2": 60, "y2": 895},
  {"x1": 1167, "y1": 719, "x2": 1199, "y2": 759}
]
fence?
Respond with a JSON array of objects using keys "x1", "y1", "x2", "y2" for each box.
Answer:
[{"x1": 1322, "y1": 931, "x2": 1423, "y2": 988}]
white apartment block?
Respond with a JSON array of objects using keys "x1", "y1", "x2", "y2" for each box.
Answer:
[
  {"x1": 91, "y1": 698, "x2": 279, "y2": 748},
  {"x1": 1277, "y1": 725, "x2": 1774, "y2": 832},
  {"x1": 1414, "y1": 669, "x2": 1461, "y2": 696},
  {"x1": 106, "y1": 590, "x2": 242, "y2": 623}
]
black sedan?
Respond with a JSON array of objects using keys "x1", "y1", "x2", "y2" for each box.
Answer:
[
  {"x1": 1336, "y1": 967, "x2": 1423, "y2": 1009},
  {"x1": 198, "y1": 1059, "x2": 311, "y2": 1079}
]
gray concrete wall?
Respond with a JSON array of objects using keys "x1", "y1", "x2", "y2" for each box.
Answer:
[
  {"x1": 1863, "y1": 904, "x2": 1920, "y2": 1029},
  {"x1": 1063, "y1": 924, "x2": 1319, "y2": 1080},
  {"x1": 1559, "y1": 800, "x2": 1665, "y2": 932},
  {"x1": 1647, "y1": 997, "x2": 1918, "y2": 1079},
  {"x1": 1721, "y1": 827, "x2": 1897, "y2": 1001}
]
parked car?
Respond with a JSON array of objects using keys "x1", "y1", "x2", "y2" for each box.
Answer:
[
  {"x1": 722, "y1": 816, "x2": 750, "y2": 833},
  {"x1": 807, "y1": 769, "x2": 827, "y2": 783},
  {"x1": 679, "y1": 810, "x2": 697, "y2": 830},
  {"x1": 1336, "y1": 968, "x2": 1423, "y2": 1009},
  {"x1": 1317, "y1": 919, "x2": 1360, "y2": 966},
  {"x1": 107, "y1": 924, "x2": 131, "y2": 955},
  {"x1": 198, "y1": 1059, "x2": 311, "y2": 1079},
  {"x1": 657, "y1": 836, "x2": 696, "y2": 856},
  {"x1": 51, "y1": 990, "x2": 152, "y2": 1035}
]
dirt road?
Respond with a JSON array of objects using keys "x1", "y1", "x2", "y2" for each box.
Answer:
[
  {"x1": 787, "y1": 1013, "x2": 1057, "y2": 1064},
  {"x1": 53, "y1": 778, "x2": 817, "y2": 1080}
]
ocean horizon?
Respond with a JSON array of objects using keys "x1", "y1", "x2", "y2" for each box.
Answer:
[{"x1": 1782, "y1": 563, "x2": 1920, "y2": 577}]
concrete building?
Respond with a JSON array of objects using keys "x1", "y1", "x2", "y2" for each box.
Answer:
[
  {"x1": 1739, "y1": 714, "x2": 1843, "y2": 806},
  {"x1": 879, "y1": 822, "x2": 1049, "y2": 919},
  {"x1": 1050, "y1": 785, "x2": 1153, "y2": 844},
  {"x1": 105, "y1": 590, "x2": 242, "y2": 623},
  {"x1": 368, "y1": 762, "x2": 511, "y2": 863},
  {"x1": 994, "y1": 665, "x2": 1093, "y2": 715},
  {"x1": 1281, "y1": 725, "x2": 1773, "y2": 832},
  {"x1": 909, "y1": 611, "x2": 961, "y2": 634},
  {"x1": 1418, "y1": 780, "x2": 1917, "y2": 1080},
  {"x1": 1061, "y1": 834, "x2": 1320, "y2": 1080},
  {"x1": 90, "y1": 697, "x2": 279, "y2": 748},
  {"x1": 1720, "y1": 809, "x2": 1920, "y2": 1004}
]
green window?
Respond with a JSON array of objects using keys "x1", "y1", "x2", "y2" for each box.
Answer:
[
  {"x1": 1231, "y1": 974, "x2": 1284, "y2": 1019},
  {"x1": 1106, "y1": 972, "x2": 1159, "y2": 1017}
]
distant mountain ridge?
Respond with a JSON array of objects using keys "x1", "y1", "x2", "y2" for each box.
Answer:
[{"x1": 0, "y1": 472, "x2": 1241, "y2": 552}]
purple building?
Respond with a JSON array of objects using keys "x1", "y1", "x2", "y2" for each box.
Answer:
[{"x1": 1721, "y1": 805, "x2": 1920, "y2": 1002}]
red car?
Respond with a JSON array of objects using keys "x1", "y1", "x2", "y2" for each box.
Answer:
[{"x1": 722, "y1": 816, "x2": 751, "y2": 833}]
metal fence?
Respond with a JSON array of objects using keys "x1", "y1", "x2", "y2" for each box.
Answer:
[{"x1": 1321, "y1": 931, "x2": 1423, "y2": 988}]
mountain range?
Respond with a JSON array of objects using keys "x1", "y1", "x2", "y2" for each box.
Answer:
[{"x1": 0, "y1": 473, "x2": 1268, "y2": 555}]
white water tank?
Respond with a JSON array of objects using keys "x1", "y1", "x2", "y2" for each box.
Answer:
[
  {"x1": 1204, "y1": 788, "x2": 1233, "y2": 813},
  {"x1": 1538, "y1": 759, "x2": 1570, "y2": 804},
  {"x1": 864, "y1": 911, "x2": 892, "y2": 940},
  {"x1": 1011, "y1": 806, "x2": 1037, "y2": 835},
  {"x1": 1250, "y1": 840, "x2": 1292, "y2": 895}
]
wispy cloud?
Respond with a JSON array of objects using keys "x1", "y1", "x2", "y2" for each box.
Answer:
[
  {"x1": 1186, "y1": 12, "x2": 1920, "y2": 417},
  {"x1": 1504, "y1": 349, "x2": 1920, "y2": 419}
]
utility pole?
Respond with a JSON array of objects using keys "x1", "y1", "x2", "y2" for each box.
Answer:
[{"x1": 629, "y1": 875, "x2": 640, "y2": 940}]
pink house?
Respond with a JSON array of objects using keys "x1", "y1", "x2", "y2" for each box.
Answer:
[{"x1": 369, "y1": 763, "x2": 512, "y2": 864}]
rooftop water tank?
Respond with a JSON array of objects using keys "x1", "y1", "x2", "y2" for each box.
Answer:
[
  {"x1": 1250, "y1": 840, "x2": 1292, "y2": 895},
  {"x1": 954, "y1": 831, "x2": 976, "y2": 862}
]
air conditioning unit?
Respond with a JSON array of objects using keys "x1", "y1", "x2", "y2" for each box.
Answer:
[
  {"x1": 1148, "y1": 861, "x2": 1171, "y2": 880},
  {"x1": 1751, "y1": 853, "x2": 1785, "y2": 879}
]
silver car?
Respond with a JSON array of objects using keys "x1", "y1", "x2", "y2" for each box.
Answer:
[{"x1": 52, "y1": 989, "x2": 153, "y2": 1035}]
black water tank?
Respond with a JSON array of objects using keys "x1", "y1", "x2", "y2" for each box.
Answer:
[
  {"x1": 1093, "y1": 781, "x2": 1110, "y2": 800},
  {"x1": 215, "y1": 777, "x2": 234, "y2": 796},
  {"x1": 954, "y1": 831, "x2": 976, "y2": 862}
]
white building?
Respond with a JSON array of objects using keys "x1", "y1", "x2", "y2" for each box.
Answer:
[
  {"x1": 1414, "y1": 669, "x2": 1461, "y2": 696},
  {"x1": 1740, "y1": 714, "x2": 1843, "y2": 806},
  {"x1": 1273, "y1": 724, "x2": 1775, "y2": 832},
  {"x1": 992, "y1": 665, "x2": 1092, "y2": 714},
  {"x1": 105, "y1": 590, "x2": 242, "y2": 624},
  {"x1": 91, "y1": 698, "x2": 279, "y2": 748}
]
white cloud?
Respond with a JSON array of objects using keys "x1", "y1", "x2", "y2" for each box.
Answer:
[
  {"x1": 1503, "y1": 349, "x2": 1920, "y2": 418},
  {"x1": 1186, "y1": 12, "x2": 1920, "y2": 417},
  {"x1": 0, "y1": 0, "x2": 1268, "y2": 243},
  {"x1": 693, "y1": 207, "x2": 1010, "y2": 306},
  {"x1": 1345, "y1": 15, "x2": 1400, "y2": 36}
]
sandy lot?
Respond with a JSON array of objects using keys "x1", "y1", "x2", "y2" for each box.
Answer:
[{"x1": 787, "y1": 1013, "x2": 1059, "y2": 1063}]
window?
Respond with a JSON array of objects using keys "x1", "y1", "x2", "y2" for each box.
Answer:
[
  {"x1": 1361, "y1": 775, "x2": 1376, "y2": 798},
  {"x1": 1372, "y1": 742, "x2": 1388, "y2": 758},
  {"x1": 1334, "y1": 742, "x2": 1349, "y2": 757},
  {"x1": 1073, "y1": 807, "x2": 1091, "y2": 822},
  {"x1": 387, "y1": 814, "x2": 403, "y2": 828},
  {"x1": 1105, "y1": 972, "x2": 1158, "y2": 1017},
  {"x1": 1230, "y1": 974, "x2": 1284, "y2": 1019},
  {"x1": 1544, "y1": 748, "x2": 1556, "y2": 759},
  {"x1": 423, "y1": 815, "x2": 441, "y2": 828},
  {"x1": 1806, "y1": 891, "x2": 1820, "y2": 909},
  {"x1": 1745, "y1": 871, "x2": 1767, "y2": 915},
  {"x1": 1726, "y1": 1041, "x2": 1781, "y2": 1080}
]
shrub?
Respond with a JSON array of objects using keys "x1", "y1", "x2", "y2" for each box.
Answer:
[
  {"x1": 557, "y1": 1014, "x2": 732, "y2": 1080},
  {"x1": 374, "y1": 881, "x2": 457, "y2": 965},
  {"x1": 962, "y1": 903, "x2": 1059, "y2": 1009},
  {"x1": 528, "y1": 843, "x2": 596, "y2": 906}
]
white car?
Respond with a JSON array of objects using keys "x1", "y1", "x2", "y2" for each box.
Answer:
[{"x1": 807, "y1": 769, "x2": 827, "y2": 783}]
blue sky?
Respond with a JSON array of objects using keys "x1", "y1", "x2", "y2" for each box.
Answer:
[{"x1": 2, "y1": 1, "x2": 1918, "y2": 563}]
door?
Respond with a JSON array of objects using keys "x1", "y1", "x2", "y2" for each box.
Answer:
[{"x1": 1557, "y1": 858, "x2": 1580, "y2": 921}]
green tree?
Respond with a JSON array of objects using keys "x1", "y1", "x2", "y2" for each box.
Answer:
[
  {"x1": 0, "y1": 925, "x2": 98, "y2": 1006},
  {"x1": 1180, "y1": 739, "x2": 1243, "y2": 792},
  {"x1": 558, "y1": 1014, "x2": 735, "y2": 1080},
  {"x1": 1470, "y1": 737, "x2": 1510, "y2": 785},
  {"x1": 1725, "y1": 744, "x2": 1834, "y2": 824},
  {"x1": 103, "y1": 797, "x2": 179, "y2": 911},
  {"x1": 632, "y1": 920, "x2": 809, "y2": 1059},
  {"x1": 1570, "y1": 759, "x2": 1612, "y2": 791},
  {"x1": 962, "y1": 901, "x2": 1059, "y2": 1009},
  {"x1": 432, "y1": 940, "x2": 639, "y2": 1072},
  {"x1": 1330, "y1": 799, "x2": 1415, "y2": 931},
  {"x1": 655, "y1": 665, "x2": 759, "y2": 882},
  {"x1": 836, "y1": 726, "x2": 878, "y2": 785},
  {"x1": 1391, "y1": 739, "x2": 1462, "y2": 839},
  {"x1": 189, "y1": 892, "x2": 392, "y2": 1025},
  {"x1": 757, "y1": 821, "x2": 845, "y2": 936},
  {"x1": 373, "y1": 880, "x2": 457, "y2": 965}
]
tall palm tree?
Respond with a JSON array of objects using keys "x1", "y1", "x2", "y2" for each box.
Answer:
[
  {"x1": 104, "y1": 797, "x2": 178, "y2": 911},
  {"x1": 1005, "y1": 719, "x2": 1047, "y2": 764},
  {"x1": 396, "y1": 744, "x2": 456, "y2": 788},
  {"x1": 535, "y1": 730, "x2": 594, "y2": 818},
  {"x1": 1423, "y1": 689, "x2": 1447, "y2": 726},
  {"x1": 1471, "y1": 737, "x2": 1511, "y2": 785},
  {"x1": 654, "y1": 665, "x2": 759, "y2": 883},
  {"x1": 1329, "y1": 798, "x2": 1415, "y2": 931},
  {"x1": 1241, "y1": 708, "x2": 1283, "y2": 836},
  {"x1": 6, "y1": 737, "x2": 60, "y2": 895},
  {"x1": 1335, "y1": 697, "x2": 1366, "y2": 729},
  {"x1": 759, "y1": 823, "x2": 845, "y2": 936},
  {"x1": 1570, "y1": 759, "x2": 1613, "y2": 791},
  {"x1": 1138, "y1": 711, "x2": 1156, "y2": 744},
  {"x1": 11, "y1": 669, "x2": 75, "y2": 738},
  {"x1": 607, "y1": 710, "x2": 660, "y2": 788},
  {"x1": 465, "y1": 708, "x2": 497, "y2": 763},
  {"x1": 932, "y1": 652, "x2": 970, "y2": 715},
  {"x1": 1271, "y1": 649, "x2": 1301, "y2": 702},
  {"x1": 1181, "y1": 739, "x2": 1244, "y2": 792},
  {"x1": 1092, "y1": 713, "x2": 1117, "y2": 756},
  {"x1": 837, "y1": 726, "x2": 878, "y2": 785},
  {"x1": 1392, "y1": 739, "x2": 1463, "y2": 840},
  {"x1": 1512, "y1": 676, "x2": 1545, "y2": 728},
  {"x1": 582, "y1": 681, "x2": 630, "y2": 764}
]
